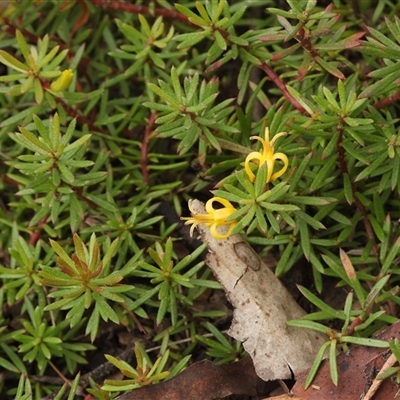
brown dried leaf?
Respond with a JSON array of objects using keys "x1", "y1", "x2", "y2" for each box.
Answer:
[
  {"x1": 115, "y1": 357, "x2": 273, "y2": 400},
  {"x1": 265, "y1": 395, "x2": 304, "y2": 400},
  {"x1": 285, "y1": 321, "x2": 400, "y2": 400},
  {"x1": 189, "y1": 199, "x2": 326, "y2": 381}
]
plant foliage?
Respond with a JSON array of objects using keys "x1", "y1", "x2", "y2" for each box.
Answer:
[{"x1": 1, "y1": 0, "x2": 400, "y2": 398}]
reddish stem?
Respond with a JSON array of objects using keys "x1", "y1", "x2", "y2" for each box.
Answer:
[
  {"x1": 259, "y1": 63, "x2": 307, "y2": 114},
  {"x1": 89, "y1": 0, "x2": 189, "y2": 23},
  {"x1": 345, "y1": 316, "x2": 362, "y2": 336},
  {"x1": 54, "y1": 96, "x2": 94, "y2": 126},
  {"x1": 121, "y1": 302, "x2": 146, "y2": 333},
  {"x1": 29, "y1": 215, "x2": 48, "y2": 246},
  {"x1": 373, "y1": 90, "x2": 400, "y2": 110}
]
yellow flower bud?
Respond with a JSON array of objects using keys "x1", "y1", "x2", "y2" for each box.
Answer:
[{"x1": 50, "y1": 69, "x2": 73, "y2": 92}]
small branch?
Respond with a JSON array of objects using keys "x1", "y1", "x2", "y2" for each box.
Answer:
[
  {"x1": 54, "y1": 96, "x2": 93, "y2": 126},
  {"x1": 259, "y1": 63, "x2": 307, "y2": 114},
  {"x1": 48, "y1": 360, "x2": 70, "y2": 386},
  {"x1": 29, "y1": 215, "x2": 48, "y2": 246},
  {"x1": 69, "y1": 0, "x2": 89, "y2": 43},
  {"x1": 120, "y1": 302, "x2": 146, "y2": 333},
  {"x1": 362, "y1": 352, "x2": 397, "y2": 400},
  {"x1": 345, "y1": 316, "x2": 362, "y2": 336},
  {"x1": 373, "y1": 90, "x2": 400, "y2": 110},
  {"x1": 41, "y1": 346, "x2": 135, "y2": 400},
  {"x1": 89, "y1": 0, "x2": 189, "y2": 23},
  {"x1": 2, "y1": 17, "x2": 39, "y2": 43}
]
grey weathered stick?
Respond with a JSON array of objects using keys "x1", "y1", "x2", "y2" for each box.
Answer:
[{"x1": 189, "y1": 199, "x2": 326, "y2": 381}]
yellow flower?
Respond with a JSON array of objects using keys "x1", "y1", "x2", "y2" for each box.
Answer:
[
  {"x1": 181, "y1": 197, "x2": 237, "y2": 240},
  {"x1": 245, "y1": 127, "x2": 289, "y2": 183},
  {"x1": 50, "y1": 69, "x2": 73, "y2": 92}
]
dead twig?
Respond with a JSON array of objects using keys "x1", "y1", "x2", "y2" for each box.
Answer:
[{"x1": 362, "y1": 353, "x2": 397, "y2": 400}]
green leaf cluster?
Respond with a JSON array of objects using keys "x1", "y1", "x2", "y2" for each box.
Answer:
[
  {"x1": 40, "y1": 233, "x2": 133, "y2": 342},
  {"x1": 102, "y1": 342, "x2": 189, "y2": 392},
  {"x1": 144, "y1": 66, "x2": 238, "y2": 158},
  {"x1": 8, "y1": 113, "x2": 104, "y2": 230},
  {"x1": 0, "y1": 30, "x2": 70, "y2": 104}
]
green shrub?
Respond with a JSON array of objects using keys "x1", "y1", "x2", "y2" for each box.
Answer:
[{"x1": 1, "y1": 0, "x2": 400, "y2": 397}]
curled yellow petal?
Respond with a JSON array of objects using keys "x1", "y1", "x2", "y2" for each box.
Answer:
[
  {"x1": 206, "y1": 197, "x2": 236, "y2": 215},
  {"x1": 244, "y1": 152, "x2": 263, "y2": 182},
  {"x1": 50, "y1": 69, "x2": 73, "y2": 92},
  {"x1": 209, "y1": 221, "x2": 236, "y2": 240},
  {"x1": 270, "y1": 152, "x2": 289, "y2": 181},
  {"x1": 181, "y1": 197, "x2": 237, "y2": 240}
]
